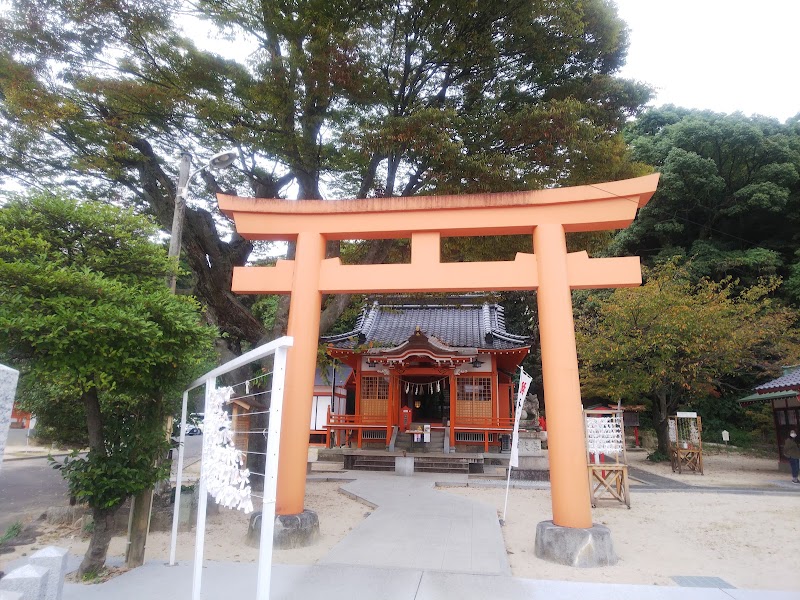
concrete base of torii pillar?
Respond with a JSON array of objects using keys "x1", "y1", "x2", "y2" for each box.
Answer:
[{"x1": 534, "y1": 521, "x2": 617, "y2": 567}]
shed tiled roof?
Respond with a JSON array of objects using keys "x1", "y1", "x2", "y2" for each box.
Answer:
[
  {"x1": 754, "y1": 365, "x2": 800, "y2": 393},
  {"x1": 314, "y1": 364, "x2": 352, "y2": 387},
  {"x1": 322, "y1": 302, "x2": 531, "y2": 351}
]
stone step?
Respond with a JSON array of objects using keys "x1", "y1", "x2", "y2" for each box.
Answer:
[
  {"x1": 415, "y1": 463, "x2": 469, "y2": 470},
  {"x1": 413, "y1": 460, "x2": 467, "y2": 467},
  {"x1": 351, "y1": 465, "x2": 394, "y2": 471},
  {"x1": 348, "y1": 453, "x2": 476, "y2": 473},
  {"x1": 353, "y1": 456, "x2": 394, "y2": 468},
  {"x1": 416, "y1": 466, "x2": 468, "y2": 473}
]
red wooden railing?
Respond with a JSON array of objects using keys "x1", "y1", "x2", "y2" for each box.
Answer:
[
  {"x1": 453, "y1": 417, "x2": 514, "y2": 452},
  {"x1": 325, "y1": 410, "x2": 516, "y2": 452},
  {"x1": 326, "y1": 408, "x2": 389, "y2": 449}
]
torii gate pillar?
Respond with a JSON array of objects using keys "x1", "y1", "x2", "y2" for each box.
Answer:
[
  {"x1": 219, "y1": 173, "x2": 659, "y2": 561},
  {"x1": 534, "y1": 224, "x2": 591, "y2": 528}
]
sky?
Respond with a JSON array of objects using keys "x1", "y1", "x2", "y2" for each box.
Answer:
[{"x1": 613, "y1": 0, "x2": 799, "y2": 122}]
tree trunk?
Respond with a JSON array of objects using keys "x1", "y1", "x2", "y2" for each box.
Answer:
[
  {"x1": 652, "y1": 389, "x2": 676, "y2": 456},
  {"x1": 82, "y1": 387, "x2": 104, "y2": 453},
  {"x1": 79, "y1": 507, "x2": 117, "y2": 576}
]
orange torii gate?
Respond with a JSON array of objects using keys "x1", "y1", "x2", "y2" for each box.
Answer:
[{"x1": 218, "y1": 173, "x2": 659, "y2": 557}]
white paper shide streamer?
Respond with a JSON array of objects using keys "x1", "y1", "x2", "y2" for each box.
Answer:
[
  {"x1": 585, "y1": 415, "x2": 625, "y2": 456},
  {"x1": 202, "y1": 386, "x2": 254, "y2": 513}
]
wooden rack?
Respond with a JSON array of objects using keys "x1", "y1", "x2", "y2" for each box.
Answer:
[
  {"x1": 584, "y1": 408, "x2": 630, "y2": 508},
  {"x1": 668, "y1": 413, "x2": 704, "y2": 474}
]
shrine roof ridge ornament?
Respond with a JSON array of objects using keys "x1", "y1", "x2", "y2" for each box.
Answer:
[{"x1": 217, "y1": 174, "x2": 660, "y2": 240}]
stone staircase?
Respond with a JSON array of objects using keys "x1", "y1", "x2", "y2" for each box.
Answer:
[
  {"x1": 413, "y1": 455, "x2": 469, "y2": 474},
  {"x1": 394, "y1": 428, "x2": 446, "y2": 453},
  {"x1": 350, "y1": 455, "x2": 395, "y2": 471},
  {"x1": 346, "y1": 452, "x2": 473, "y2": 474}
]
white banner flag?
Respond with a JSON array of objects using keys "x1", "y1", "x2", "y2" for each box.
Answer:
[{"x1": 509, "y1": 367, "x2": 532, "y2": 468}]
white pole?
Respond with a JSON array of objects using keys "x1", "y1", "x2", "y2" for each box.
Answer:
[
  {"x1": 501, "y1": 461, "x2": 512, "y2": 525},
  {"x1": 169, "y1": 390, "x2": 189, "y2": 565},
  {"x1": 192, "y1": 379, "x2": 215, "y2": 600},
  {"x1": 256, "y1": 345, "x2": 289, "y2": 600}
]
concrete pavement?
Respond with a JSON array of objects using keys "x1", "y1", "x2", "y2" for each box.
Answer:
[
  {"x1": 40, "y1": 470, "x2": 794, "y2": 599},
  {"x1": 321, "y1": 472, "x2": 509, "y2": 575},
  {"x1": 59, "y1": 561, "x2": 798, "y2": 600}
]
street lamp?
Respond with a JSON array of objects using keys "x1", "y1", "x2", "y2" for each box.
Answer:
[{"x1": 168, "y1": 150, "x2": 237, "y2": 292}]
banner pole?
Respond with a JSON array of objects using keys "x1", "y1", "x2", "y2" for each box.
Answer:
[
  {"x1": 501, "y1": 458, "x2": 512, "y2": 525},
  {"x1": 503, "y1": 366, "x2": 531, "y2": 525}
]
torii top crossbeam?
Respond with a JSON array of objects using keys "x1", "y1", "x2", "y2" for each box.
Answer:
[{"x1": 219, "y1": 174, "x2": 659, "y2": 295}]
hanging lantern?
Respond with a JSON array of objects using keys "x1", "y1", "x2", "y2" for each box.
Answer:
[{"x1": 414, "y1": 399, "x2": 421, "y2": 409}]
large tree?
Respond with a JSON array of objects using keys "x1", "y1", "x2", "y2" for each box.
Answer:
[
  {"x1": 0, "y1": 195, "x2": 216, "y2": 576},
  {"x1": 576, "y1": 261, "x2": 798, "y2": 455},
  {"x1": 611, "y1": 107, "x2": 800, "y2": 299},
  {"x1": 0, "y1": 0, "x2": 651, "y2": 353}
]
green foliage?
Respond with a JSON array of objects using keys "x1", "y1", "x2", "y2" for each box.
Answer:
[
  {"x1": 0, "y1": 0, "x2": 652, "y2": 348},
  {"x1": 614, "y1": 108, "x2": 800, "y2": 298},
  {"x1": 646, "y1": 450, "x2": 669, "y2": 463},
  {"x1": 0, "y1": 194, "x2": 216, "y2": 399},
  {"x1": 52, "y1": 421, "x2": 169, "y2": 511},
  {"x1": 577, "y1": 260, "x2": 798, "y2": 451},
  {"x1": 0, "y1": 521, "x2": 23, "y2": 545},
  {"x1": 250, "y1": 295, "x2": 279, "y2": 330},
  {"x1": 743, "y1": 402, "x2": 777, "y2": 446},
  {"x1": 684, "y1": 395, "x2": 745, "y2": 432},
  {"x1": 0, "y1": 193, "x2": 216, "y2": 516}
]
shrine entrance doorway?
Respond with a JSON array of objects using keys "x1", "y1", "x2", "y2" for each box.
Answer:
[{"x1": 400, "y1": 375, "x2": 450, "y2": 424}]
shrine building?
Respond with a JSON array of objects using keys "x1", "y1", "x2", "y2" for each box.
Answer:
[{"x1": 320, "y1": 299, "x2": 531, "y2": 452}]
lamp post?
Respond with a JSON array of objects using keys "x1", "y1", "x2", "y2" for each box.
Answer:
[
  {"x1": 126, "y1": 148, "x2": 237, "y2": 569},
  {"x1": 168, "y1": 150, "x2": 237, "y2": 292}
]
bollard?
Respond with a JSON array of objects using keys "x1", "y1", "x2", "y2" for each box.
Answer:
[
  {"x1": 0, "y1": 564, "x2": 49, "y2": 600},
  {"x1": 29, "y1": 547, "x2": 68, "y2": 600},
  {"x1": 0, "y1": 364, "x2": 21, "y2": 472}
]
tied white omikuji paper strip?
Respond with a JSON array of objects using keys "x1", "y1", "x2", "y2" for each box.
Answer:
[{"x1": 202, "y1": 386, "x2": 254, "y2": 513}]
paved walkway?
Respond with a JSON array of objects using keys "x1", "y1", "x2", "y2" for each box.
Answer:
[
  {"x1": 321, "y1": 473, "x2": 509, "y2": 575},
  {"x1": 39, "y1": 470, "x2": 794, "y2": 599}
]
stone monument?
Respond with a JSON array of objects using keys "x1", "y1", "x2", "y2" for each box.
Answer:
[
  {"x1": 0, "y1": 363, "x2": 21, "y2": 471},
  {"x1": 511, "y1": 392, "x2": 549, "y2": 480}
]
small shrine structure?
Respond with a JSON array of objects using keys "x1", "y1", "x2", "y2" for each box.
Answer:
[
  {"x1": 309, "y1": 364, "x2": 352, "y2": 447},
  {"x1": 743, "y1": 364, "x2": 800, "y2": 470},
  {"x1": 322, "y1": 300, "x2": 530, "y2": 451}
]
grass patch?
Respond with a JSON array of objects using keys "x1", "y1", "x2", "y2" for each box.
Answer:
[
  {"x1": 646, "y1": 450, "x2": 670, "y2": 462},
  {"x1": 0, "y1": 521, "x2": 23, "y2": 545}
]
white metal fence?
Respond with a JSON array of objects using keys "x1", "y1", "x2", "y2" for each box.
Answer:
[{"x1": 169, "y1": 336, "x2": 292, "y2": 600}]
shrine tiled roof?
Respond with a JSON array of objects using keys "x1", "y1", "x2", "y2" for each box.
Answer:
[
  {"x1": 322, "y1": 301, "x2": 531, "y2": 351},
  {"x1": 754, "y1": 365, "x2": 800, "y2": 393}
]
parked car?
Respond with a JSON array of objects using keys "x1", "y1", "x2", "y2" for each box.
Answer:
[{"x1": 172, "y1": 422, "x2": 202, "y2": 440}]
